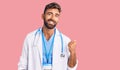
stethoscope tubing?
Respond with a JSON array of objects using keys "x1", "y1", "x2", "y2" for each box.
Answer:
[{"x1": 33, "y1": 28, "x2": 64, "y2": 57}]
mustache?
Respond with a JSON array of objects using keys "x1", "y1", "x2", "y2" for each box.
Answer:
[{"x1": 48, "y1": 19, "x2": 56, "y2": 23}]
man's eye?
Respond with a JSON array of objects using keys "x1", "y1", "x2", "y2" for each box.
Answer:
[
  {"x1": 47, "y1": 13, "x2": 52, "y2": 15},
  {"x1": 55, "y1": 14, "x2": 59, "y2": 17}
]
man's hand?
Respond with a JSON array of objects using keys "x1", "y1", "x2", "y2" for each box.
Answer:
[{"x1": 68, "y1": 40, "x2": 76, "y2": 54}]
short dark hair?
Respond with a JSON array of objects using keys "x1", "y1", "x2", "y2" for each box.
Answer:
[{"x1": 44, "y1": 2, "x2": 61, "y2": 14}]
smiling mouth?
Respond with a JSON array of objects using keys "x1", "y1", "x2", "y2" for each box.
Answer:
[{"x1": 48, "y1": 21, "x2": 55, "y2": 25}]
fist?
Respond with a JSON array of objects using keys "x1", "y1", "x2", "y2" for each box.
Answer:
[{"x1": 68, "y1": 40, "x2": 76, "y2": 54}]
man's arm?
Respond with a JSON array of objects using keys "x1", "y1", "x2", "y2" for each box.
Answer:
[
  {"x1": 68, "y1": 40, "x2": 77, "y2": 67},
  {"x1": 68, "y1": 51, "x2": 77, "y2": 67}
]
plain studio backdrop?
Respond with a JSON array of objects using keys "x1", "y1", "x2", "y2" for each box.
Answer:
[{"x1": 0, "y1": 0, "x2": 120, "y2": 70}]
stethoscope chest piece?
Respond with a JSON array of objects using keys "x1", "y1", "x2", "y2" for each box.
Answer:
[{"x1": 60, "y1": 53, "x2": 65, "y2": 58}]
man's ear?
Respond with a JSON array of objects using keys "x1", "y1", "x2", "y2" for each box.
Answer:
[{"x1": 41, "y1": 14, "x2": 44, "y2": 19}]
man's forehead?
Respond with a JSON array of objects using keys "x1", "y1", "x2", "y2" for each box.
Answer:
[{"x1": 45, "y1": 8, "x2": 60, "y2": 14}]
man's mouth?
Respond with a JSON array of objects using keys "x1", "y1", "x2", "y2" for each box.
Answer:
[
  {"x1": 44, "y1": 19, "x2": 57, "y2": 29},
  {"x1": 48, "y1": 20, "x2": 56, "y2": 25},
  {"x1": 49, "y1": 21, "x2": 54, "y2": 25}
]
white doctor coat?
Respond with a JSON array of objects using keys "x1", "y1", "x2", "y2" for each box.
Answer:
[{"x1": 18, "y1": 28, "x2": 78, "y2": 70}]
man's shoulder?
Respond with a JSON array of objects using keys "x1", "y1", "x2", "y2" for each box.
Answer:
[
  {"x1": 56, "y1": 29, "x2": 71, "y2": 42},
  {"x1": 25, "y1": 28, "x2": 39, "y2": 39},
  {"x1": 61, "y1": 33, "x2": 71, "y2": 43}
]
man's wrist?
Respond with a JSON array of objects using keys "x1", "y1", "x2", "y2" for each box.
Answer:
[{"x1": 70, "y1": 51, "x2": 76, "y2": 56}]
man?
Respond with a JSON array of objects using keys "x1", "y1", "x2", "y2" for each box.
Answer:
[{"x1": 18, "y1": 2, "x2": 78, "y2": 70}]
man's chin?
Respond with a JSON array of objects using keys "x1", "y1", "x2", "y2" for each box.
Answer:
[
  {"x1": 44, "y1": 22, "x2": 56, "y2": 29},
  {"x1": 46, "y1": 25, "x2": 55, "y2": 29}
]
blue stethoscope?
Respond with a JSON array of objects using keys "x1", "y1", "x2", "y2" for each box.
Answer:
[{"x1": 33, "y1": 28, "x2": 65, "y2": 58}]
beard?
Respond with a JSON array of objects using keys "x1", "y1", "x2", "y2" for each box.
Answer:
[{"x1": 44, "y1": 18, "x2": 57, "y2": 29}]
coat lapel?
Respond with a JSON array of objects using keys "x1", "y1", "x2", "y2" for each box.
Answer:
[
  {"x1": 52, "y1": 29, "x2": 62, "y2": 70},
  {"x1": 36, "y1": 28, "x2": 43, "y2": 64}
]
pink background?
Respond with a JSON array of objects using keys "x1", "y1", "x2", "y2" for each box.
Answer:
[{"x1": 0, "y1": 0, "x2": 120, "y2": 70}]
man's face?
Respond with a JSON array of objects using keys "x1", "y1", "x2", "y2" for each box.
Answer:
[{"x1": 43, "y1": 8, "x2": 60, "y2": 29}]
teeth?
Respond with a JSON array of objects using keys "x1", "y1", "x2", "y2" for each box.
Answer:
[{"x1": 49, "y1": 21, "x2": 54, "y2": 24}]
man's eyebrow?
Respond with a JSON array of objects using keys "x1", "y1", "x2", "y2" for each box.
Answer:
[
  {"x1": 55, "y1": 12, "x2": 60, "y2": 15},
  {"x1": 47, "y1": 12, "x2": 53, "y2": 14}
]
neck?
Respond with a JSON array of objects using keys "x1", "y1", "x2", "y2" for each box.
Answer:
[{"x1": 42, "y1": 26, "x2": 55, "y2": 41}]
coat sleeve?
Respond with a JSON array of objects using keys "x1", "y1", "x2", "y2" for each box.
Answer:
[
  {"x1": 67, "y1": 59, "x2": 78, "y2": 70},
  {"x1": 18, "y1": 36, "x2": 29, "y2": 70}
]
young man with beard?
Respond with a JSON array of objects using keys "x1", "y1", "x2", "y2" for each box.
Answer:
[{"x1": 18, "y1": 2, "x2": 78, "y2": 70}]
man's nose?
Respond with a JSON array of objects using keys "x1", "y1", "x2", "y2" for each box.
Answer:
[{"x1": 51, "y1": 15, "x2": 55, "y2": 20}]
